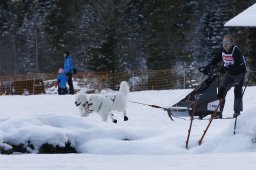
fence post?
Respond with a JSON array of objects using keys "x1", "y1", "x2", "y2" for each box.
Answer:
[
  {"x1": 183, "y1": 70, "x2": 186, "y2": 89},
  {"x1": 132, "y1": 71, "x2": 135, "y2": 92}
]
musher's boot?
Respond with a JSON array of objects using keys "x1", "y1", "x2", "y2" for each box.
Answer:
[{"x1": 233, "y1": 112, "x2": 240, "y2": 118}]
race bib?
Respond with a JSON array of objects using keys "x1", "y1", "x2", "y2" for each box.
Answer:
[{"x1": 222, "y1": 52, "x2": 234, "y2": 67}]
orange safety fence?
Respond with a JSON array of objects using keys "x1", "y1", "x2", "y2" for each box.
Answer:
[{"x1": 1, "y1": 69, "x2": 254, "y2": 95}]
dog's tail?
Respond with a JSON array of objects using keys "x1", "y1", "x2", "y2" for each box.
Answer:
[{"x1": 119, "y1": 81, "x2": 129, "y2": 96}]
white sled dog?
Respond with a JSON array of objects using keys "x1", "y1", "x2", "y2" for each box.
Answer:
[
  {"x1": 75, "y1": 91, "x2": 91, "y2": 117},
  {"x1": 75, "y1": 81, "x2": 129, "y2": 123}
]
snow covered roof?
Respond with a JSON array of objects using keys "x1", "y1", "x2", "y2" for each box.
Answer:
[{"x1": 225, "y1": 3, "x2": 256, "y2": 27}]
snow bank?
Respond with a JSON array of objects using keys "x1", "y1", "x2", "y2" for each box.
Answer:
[
  {"x1": 0, "y1": 87, "x2": 256, "y2": 155},
  {"x1": 2, "y1": 109, "x2": 255, "y2": 154},
  {"x1": 0, "y1": 114, "x2": 186, "y2": 154},
  {"x1": 194, "y1": 106, "x2": 256, "y2": 153}
]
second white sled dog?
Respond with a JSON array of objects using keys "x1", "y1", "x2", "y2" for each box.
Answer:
[{"x1": 75, "y1": 81, "x2": 129, "y2": 123}]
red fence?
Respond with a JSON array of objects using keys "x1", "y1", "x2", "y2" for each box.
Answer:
[{"x1": 0, "y1": 69, "x2": 255, "y2": 95}]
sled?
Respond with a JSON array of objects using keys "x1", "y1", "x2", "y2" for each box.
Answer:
[{"x1": 168, "y1": 71, "x2": 224, "y2": 120}]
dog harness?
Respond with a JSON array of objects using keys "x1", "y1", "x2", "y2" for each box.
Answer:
[{"x1": 97, "y1": 102, "x2": 103, "y2": 112}]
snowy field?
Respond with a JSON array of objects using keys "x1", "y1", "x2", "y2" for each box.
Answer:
[{"x1": 0, "y1": 86, "x2": 256, "y2": 170}]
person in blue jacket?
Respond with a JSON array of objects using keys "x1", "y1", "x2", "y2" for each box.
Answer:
[
  {"x1": 57, "y1": 68, "x2": 68, "y2": 95},
  {"x1": 63, "y1": 51, "x2": 74, "y2": 94}
]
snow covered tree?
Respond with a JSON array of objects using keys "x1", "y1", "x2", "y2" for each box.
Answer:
[
  {"x1": 143, "y1": 0, "x2": 195, "y2": 70},
  {"x1": 0, "y1": 0, "x2": 255, "y2": 75},
  {"x1": 0, "y1": 0, "x2": 17, "y2": 73},
  {"x1": 78, "y1": 0, "x2": 146, "y2": 73}
]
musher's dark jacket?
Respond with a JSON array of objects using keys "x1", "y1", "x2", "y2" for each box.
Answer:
[{"x1": 210, "y1": 45, "x2": 246, "y2": 75}]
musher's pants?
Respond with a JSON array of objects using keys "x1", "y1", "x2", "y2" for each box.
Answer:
[{"x1": 218, "y1": 73, "x2": 245, "y2": 113}]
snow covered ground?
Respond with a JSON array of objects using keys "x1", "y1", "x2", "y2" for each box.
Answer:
[{"x1": 0, "y1": 86, "x2": 255, "y2": 170}]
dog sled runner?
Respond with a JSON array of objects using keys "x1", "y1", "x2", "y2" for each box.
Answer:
[{"x1": 165, "y1": 70, "x2": 225, "y2": 149}]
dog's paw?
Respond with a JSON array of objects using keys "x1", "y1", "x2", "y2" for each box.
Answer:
[
  {"x1": 113, "y1": 119, "x2": 117, "y2": 123},
  {"x1": 124, "y1": 116, "x2": 128, "y2": 121}
]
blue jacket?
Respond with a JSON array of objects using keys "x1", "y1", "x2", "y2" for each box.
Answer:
[
  {"x1": 57, "y1": 73, "x2": 67, "y2": 88},
  {"x1": 64, "y1": 55, "x2": 73, "y2": 74}
]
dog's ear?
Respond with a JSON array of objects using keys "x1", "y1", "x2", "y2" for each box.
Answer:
[
  {"x1": 92, "y1": 95, "x2": 97, "y2": 102},
  {"x1": 78, "y1": 88, "x2": 87, "y2": 95},
  {"x1": 89, "y1": 95, "x2": 99, "y2": 104},
  {"x1": 82, "y1": 93, "x2": 88, "y2": 99},
  {"x1": 86, "y1": 95, "x2": 93, "y2": 103}
]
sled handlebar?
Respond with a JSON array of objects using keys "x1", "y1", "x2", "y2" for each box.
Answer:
[
  {"x1": 199, "y1": 66, "x2": 222, "y2": 77},
  {"x1": 198, "y1": 67, "x2": 206, "y2": 73}
]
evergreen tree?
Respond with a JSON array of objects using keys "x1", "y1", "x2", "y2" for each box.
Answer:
[
  {"x1": 79, "y1": 0, "x2": 145, "y2": 73},
  {"x1": 44, "y1": 0, "x2": 80, "y2": 71},
  {"x1": 0, "y1": 0, "x2": 255, "y2": 75},
  {"x1": 0, "y1": 0, "x2": 16, "y2": 73},
  {"x1": 144, "y1": 0, "x2": 194, "y2": 70}
]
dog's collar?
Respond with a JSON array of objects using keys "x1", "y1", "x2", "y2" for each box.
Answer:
[{"x1": 97, "y1": 102, "x2": 103, "y2": 112}]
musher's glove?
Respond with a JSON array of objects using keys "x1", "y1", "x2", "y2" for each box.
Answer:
[
  {"x1": 219, "y1": 65, "x2": 228, "y2": 74},
  {"x1": 199, "y1": 65, "x2": 212, "y2": 75}
]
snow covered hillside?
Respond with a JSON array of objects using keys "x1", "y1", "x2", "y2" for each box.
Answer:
[{"x1": 0, "y1": 87, "x2": 255, "y2": 169}]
